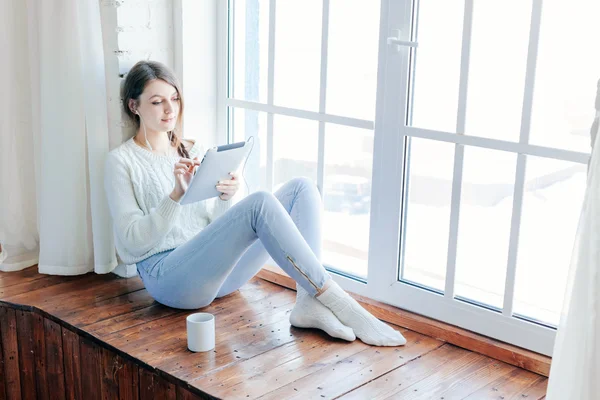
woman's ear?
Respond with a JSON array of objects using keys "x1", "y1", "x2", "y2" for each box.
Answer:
[{"x1": 128, "y1": 99, "x2": 138, "y2": 114}]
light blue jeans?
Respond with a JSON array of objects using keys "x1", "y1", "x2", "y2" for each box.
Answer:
[{"x1": 136, "y1": 177, "x2": 332, "y2": 309}]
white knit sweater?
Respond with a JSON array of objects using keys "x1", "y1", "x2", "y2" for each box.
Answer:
[{"x1": 104, "y1": 138, "x2": 236, "y2": 265}]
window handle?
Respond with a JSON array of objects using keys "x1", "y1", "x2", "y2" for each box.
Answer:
[{"x1": 387, "y1": 29, "x2": 418, "y2": 50}]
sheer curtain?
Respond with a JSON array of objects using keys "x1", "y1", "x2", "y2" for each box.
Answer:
[
  {"x1": 0, "y1": 0, "x2": 117, "y2": 275},
  {"x1": 546, "y1": 87, "x2": 600, "y2": 398}
]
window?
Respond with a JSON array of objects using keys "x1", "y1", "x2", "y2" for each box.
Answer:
[
  {"x1": 224, "y1": 0, "x2": 598, "y2": 355},
  {"x1": 228, "y1": 0, "x2": 380, "y2": 280}
]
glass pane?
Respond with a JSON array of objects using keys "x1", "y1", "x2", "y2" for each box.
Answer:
[
  {"x1": 326, "y1": 0, "x2": 380, "y2": 121},
  {"x1": 411, "y1": 1, "x2": 531, "y2": 142},
  {"x1": 410, "y1": 0, "x2": 464, "y2": 132},
  {"x1": 232, "y1": 0, "x2": 270, "y2": 103},
  {"x1": 514, "y1": 157, "x2": 586, "y2": 325},
  {"x1": 401, "y1": 138, "x2": 455, "y2": 292},
  {"x1": 274, "y1": 1, "x2": 322, "y2": 111},
  {"x1": 454, "y1": 148, "x2": 518, "y2": 309},
  {"x1": 232, "y1": 108, "x2": 268, "y2": 192},
  {"x1": 323, "y1": 125, "x2": 374, "y2": 280},
  {"x1": 529, "y1": 1, "x2": 600, "y2": 153},
  {"x1": 273, "y1": 116, "x2": 318, "y2": 189},
  {"x1": 465, "y1": 1, "x2": 531, "y2": 141}
]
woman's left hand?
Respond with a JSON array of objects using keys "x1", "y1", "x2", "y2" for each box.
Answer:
[{"x1": 216, "y1": 172, "x2": 241, "y2": 201}]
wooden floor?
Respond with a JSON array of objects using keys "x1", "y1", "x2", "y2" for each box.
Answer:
[{"x1": 0, "y1": 266, "x2": 548, "y2": 399}]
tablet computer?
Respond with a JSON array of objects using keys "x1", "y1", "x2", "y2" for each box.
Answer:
[{"x1": 180, "y1": 140, "x2": 252, "y2": 205}]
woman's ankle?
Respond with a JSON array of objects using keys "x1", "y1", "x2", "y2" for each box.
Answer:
[{"x1": 315, "y1": 278, "x2": 334, "y2": 298}]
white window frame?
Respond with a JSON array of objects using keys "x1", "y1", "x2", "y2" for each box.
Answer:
[
  {"x1": 217, "y1": 0, "x2": 590, "y2": 356},
  {"x1": 372, "y1": 0, "x2": 590, "y2": 356}
]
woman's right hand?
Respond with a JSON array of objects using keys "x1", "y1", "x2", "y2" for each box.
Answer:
[{"x1": 170, "y1": 157, "x2": 200, "y2": 202}]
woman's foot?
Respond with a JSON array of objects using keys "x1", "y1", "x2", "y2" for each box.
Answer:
[
  {"x1": 290, "y1": 284, "x2": 356, "y2": 341},
  {"x1": 316, "y1": 280, "x2": 407, "y2": 346}
]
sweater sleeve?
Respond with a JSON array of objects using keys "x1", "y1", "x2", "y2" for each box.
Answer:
[{"x1": 104, "y1": 154, "x2": 181, "y2": 257}]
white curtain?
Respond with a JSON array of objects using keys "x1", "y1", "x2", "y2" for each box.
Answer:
[
  {"x1": 546, "y1": 113, "x2": 600, "y2": 396},
  {"x1": 0, "y1": 0, "x2": 117, "y2": 275}
]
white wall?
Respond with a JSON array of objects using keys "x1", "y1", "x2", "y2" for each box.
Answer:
[
  {"x1": 180, "y1": 0, "x2": 221, "y2": 148},
  {"x1": 99, "y1": 0, "x2": 220, "y2": 150}
]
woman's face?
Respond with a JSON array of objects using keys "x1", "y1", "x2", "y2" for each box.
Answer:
[{"x1": 133, "y1": 79, "x2": 180, "y2": 133}]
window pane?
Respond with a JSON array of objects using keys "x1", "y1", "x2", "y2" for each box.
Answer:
[
  {"x1": 410, "y1": 0, "x2": 464, "y2": 132},
  {"x1": 454, "y1": 148, "x2": 518, "y2": 309},
  {"x1": 232, "y1": 0, "x2": 269, "y2": 103},
  {"x1": 323, "y1": 125, "x2": 374, "y2": 280},
  {"x1": 326, "y1": 0, "x2": 380, "y2": 121},
  {"x1": 400, "y1": 138, "x2": 455, "y2": 292},
  {"x1": 529, "y1": 1, "x2": 600, "y2": 153},
  {"x1": 514, "y1": 157, "x2": 586, "y2": 325},
  {"x1": 273, "y1": 115, "x2": 318, "y2": 189},
  {"x1": 464, "y1": 1, "x2": 531, "y2": 141},
  {"x1": 232, "y1": 108, "x2": 268, "y2": 192},
  {"x1": 274, "y1": 1, "x2": 322, "y2": 111},
  {"x1": 411, "y1": 1, "x2": 531, "y2": 141}
]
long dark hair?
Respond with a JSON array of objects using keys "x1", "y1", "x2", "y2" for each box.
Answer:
[{"x1": 122, "y1": 60, "x2": 189, "y2": 158}]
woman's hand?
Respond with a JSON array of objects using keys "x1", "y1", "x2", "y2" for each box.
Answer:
[
  {"x1": 216, "y1": 172, "x2": 241, "y2": 201},
  {"x1": 170, "y1": 157, "x2": 200, "y2": 202}
]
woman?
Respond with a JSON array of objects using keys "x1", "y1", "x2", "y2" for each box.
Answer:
[{"x1": 104, "y1": 60, "x2": 406, "y2": 346}]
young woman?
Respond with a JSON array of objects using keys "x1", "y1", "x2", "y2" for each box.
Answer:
[{"x1": 104, "y1": 60, "x2": 406, "y2": 346}]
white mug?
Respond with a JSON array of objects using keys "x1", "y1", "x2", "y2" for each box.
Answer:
[{"x1": 186, "y1": 312, "x2": 215, "y2": 352}]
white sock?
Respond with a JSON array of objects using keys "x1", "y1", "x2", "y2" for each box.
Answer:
[
  {"x1": 290, "y1": 284, "x2": 356, "y2": 342},
  {"x1": 316, "y1": 280, "x2": 407, "y2": 346}
]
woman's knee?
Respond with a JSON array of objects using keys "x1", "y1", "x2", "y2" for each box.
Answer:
[
  {"x1": 288, "y1": 177, "x2": 318, "y2": 193},
  {"x1": 247, "y1": 190, "x2": 279, "y2": 208}
]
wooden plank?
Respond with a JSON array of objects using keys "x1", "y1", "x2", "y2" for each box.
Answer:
[
  {"x1": 0, "y1": 265, "x2": 47, "y2": 288},
  {"x1": 44, "y1": 317, "x2": 66, "y2": 400},
  {"x1": 52, "y1": 279, "x2": 145, "y2": 321},
  {"x1": 117, "y1": 355, "x2": 139, "y2": 400},
  {"x1": 200, "y1": 333, "x2": 361, "y2": 398},
  {"x1": 0, "y1": 306, "x2": 22, "y2": 399},
  {"x1": 64, "y1": 288, "x2": 153, "y2": 328},
  {"x1": 139, "y1": 368, "x2": 156, "y2": 400},
  {"x1": 16, "y1": 276, "x2": 144, "y2": 317},
  {"x1": 154, "y1": 375, "x2": 177, "y2": 400},
  {"x1": 194, "y1": 333, "x2": 333, "y2": 391},
  {"x1": 100, "y1": 347, "x2": 120, "y2": 400},
  {"x1": 0, "y1": 268, "x2": 550, "y2": 400},
  {"x1": 16, "y1": 310, "x2": 37, "y2": 400},
  {"x1": 176, "y1": 386, "x2": 206, "y2": 400},
  {"x1": 32, "y1": 312, "x2": 49, "y2": 400},
  {"x1": 0, "y1": 274, "x2": 82, "y2": 300},
  {"x1": 463, "y1": 367, "x2": 547, "y2": 400},
  {"x1": 87, "y1": 278, "x2": 284, "y2": 337},
  {"x1": 375, "y1": 349, "x2": 494, "y2": 399},
  {"x1": 108, "y1": 285, "x2": 295, "y2": 371},
  {"x1": 522, "y1": 375, "x2": 548, "y2": 399},
  {"x1": 339, "y1": 345, "x2": 469, "y2": 400},
  {"x1": 4, "y1": 273, "x2": 121, "y2": 308},
  {"x1": 80, "y1": 338, "x2": 102, "y2": 400},
  {"x1": 121, "y1": 306, "x2": 294, "y2": 372},
  {"x1": 0, "y1": 310, "x2": 6, "y2": 400},
  {"x1": 85, "y1": 303, "x2": 186, "y2": 337},
  {"x1": 257, "y1": 265, "x2": 551, "y2": 376},
  {"x1": 152, "y1": 296, "x2": 298, "y2": 380},
  {"x1": 62, "y1": 327, "x2": 82, "y2": 400},
  {"x1": 252, "y1": 331, "x2": 443, "y2": 400},
  {"x1": 421, "y1": 357, "x2": 517, "y2": 399},
  {"x1": 256, "y1": 266, "x2": 295, "y2": 289}
]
